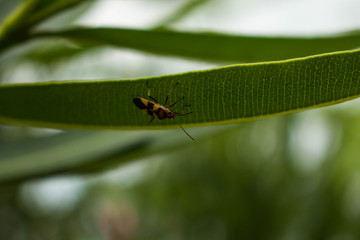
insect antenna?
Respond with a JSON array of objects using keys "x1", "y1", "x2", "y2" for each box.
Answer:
[{"x1": 174, "y1": 118, "x2": 195, "y2": 141}]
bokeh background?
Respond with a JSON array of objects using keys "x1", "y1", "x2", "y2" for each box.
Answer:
[{"x1": 1, "y1": 0, "x2": 360, "y2": 239}]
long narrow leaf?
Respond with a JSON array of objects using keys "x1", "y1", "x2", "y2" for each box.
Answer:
[
  {"x1": 36, "y1": 27, "x2": 360, "y2": 62},
  {"x1": 0, "y1": 0, "x2": 87, "y2": 53},
  {"x1": 0, "y1": 126, "x2": 231, "y2": 184},
  {"x1": 0, "y1": 49, "x2": 359, "y2": 129}
]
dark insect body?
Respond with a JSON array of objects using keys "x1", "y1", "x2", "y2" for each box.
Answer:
[{"x1": 133, "y1": 82, "x2": 194, "y2": 141}]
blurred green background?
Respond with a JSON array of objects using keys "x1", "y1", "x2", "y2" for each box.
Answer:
[{"x1": 1, "y1": 0, "x2": 360, "y2": 239}]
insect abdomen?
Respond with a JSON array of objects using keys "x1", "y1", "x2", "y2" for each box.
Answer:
[
  {"x1": 133, "y1": 97, "x2": 146, "y2": 109},
  {"x1": 133, "y1": 97, "x2": 152, "y2": 116},
  {"x1": 134, "y1": 97, "x2": 164, "y2": 117}
]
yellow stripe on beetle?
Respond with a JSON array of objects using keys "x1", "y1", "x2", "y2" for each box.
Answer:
[{"x1": 133, "y1": 82, "x2": 194, "y2": 141}]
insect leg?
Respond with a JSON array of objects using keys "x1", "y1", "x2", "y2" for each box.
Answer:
[
  {"x1": 146, "y1": 81, "x2": 160, "y2": 103},
  {"x1": 148, "y1": 116, "x2": 155, "y2": 124},
  {"x1": 168, "y1": 96, "x2": 184, "y2": 109},
  {"x1": 164, "y1": 82, "x2": 179, "y2": 106},
  {"x1": 174, "y1": 118, "x2": 195, "y2": 141}
]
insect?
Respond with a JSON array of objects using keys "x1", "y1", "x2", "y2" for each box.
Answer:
[{"x1": 133, "y1": 82, "x2": 194, "y2": 141}]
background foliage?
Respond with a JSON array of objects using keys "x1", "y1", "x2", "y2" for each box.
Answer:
[{"x1": 0, "y1": 0, "x2": 360, "y2": 240}]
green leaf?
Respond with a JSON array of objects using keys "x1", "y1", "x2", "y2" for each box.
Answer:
[
  {"x1": 0, "y1": 0, "x2": 87, "y2": 53},
  {"x1": 0, "y1": 126, "x2": 231, "y2": 184},
  {"x1": 27, "y1": 0, "x2": 88, "y2": 28},
  {"x1": 0, "y1": 0, "x2": 22, "y2": 22},
  {"x1": 36, "y1": 27, "x2": 360, "y2": 62},
  {"x1": 0, "y1": 131, "x2": 155, "y2": 184},
  {"x1": 154, "y1": 0, "x2": 210, "y2": 28},
  {"x1": 0, "y1": 49, "x2": 359, "y2": 130},
  {"x1": 22, "y1": 39, "x2": 94, "y2": 64}
]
